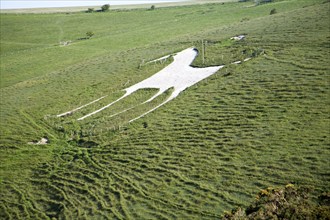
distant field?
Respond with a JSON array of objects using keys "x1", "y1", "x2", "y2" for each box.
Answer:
[
  {"x1": 0, "y1": 0, "x2": 235, "y2": 13},
  {"x1": 1, "y1": 0, "x2": 329, "y2": 219}
]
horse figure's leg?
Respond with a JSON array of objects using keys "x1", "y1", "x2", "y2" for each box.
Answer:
[{"x1": 78, "y1": 90, "x2": 132, "y2": 121}]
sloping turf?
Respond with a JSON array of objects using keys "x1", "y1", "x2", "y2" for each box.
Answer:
[{"x1": 1, "y1": 0, "x2": 329, "y2": 219}]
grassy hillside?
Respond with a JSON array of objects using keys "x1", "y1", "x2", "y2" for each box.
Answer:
[
  {"x1": 1, "y1": 0, "x2": 329, "y2": 219},
  {"x1": 0, "y1": 0, "x2": 236, "y2": 14}
]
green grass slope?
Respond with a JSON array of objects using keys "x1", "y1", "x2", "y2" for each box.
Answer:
[{"x1": 1, "y1": 0, "x2": 329, "y2": 219}]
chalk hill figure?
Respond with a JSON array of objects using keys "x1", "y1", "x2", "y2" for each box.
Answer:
[{"x1": 59, "y1": 47, "x2": 250, "y2": 122}]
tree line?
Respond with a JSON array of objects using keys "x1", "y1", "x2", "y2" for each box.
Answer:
[{"x1": 86, "y1": 4, "x2": 110, "y2": 13}]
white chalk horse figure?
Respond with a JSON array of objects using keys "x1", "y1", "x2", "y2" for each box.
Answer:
[{"x1": 58, "y1": 47, "x2": 224, "y2": 122}]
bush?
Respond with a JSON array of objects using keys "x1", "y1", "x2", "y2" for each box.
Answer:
[
  {"x1": 86, "y1": 8, "x2": 94, "y2": 13},
  {"x1": 101, "y1": 4, "x2": 110, "y2": 12},
  {"x1": 222, "y1": 184, "x2": 330, "y2": 219},
  {"x1": 255, "y1": 0, "x2": 272, "y2": 5},
  {"x1": 142, "y1": 122, "x2": 148, "y2": 128},
  {"x1": 270, "y1": 8, "x2": 277, "y2": 15},
  {"x1": 150, "y1": 5, "x2": 156, "y2": 10},
  {"x1": 86, "y1": 31, "x2": 94, "y2": 39}
]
